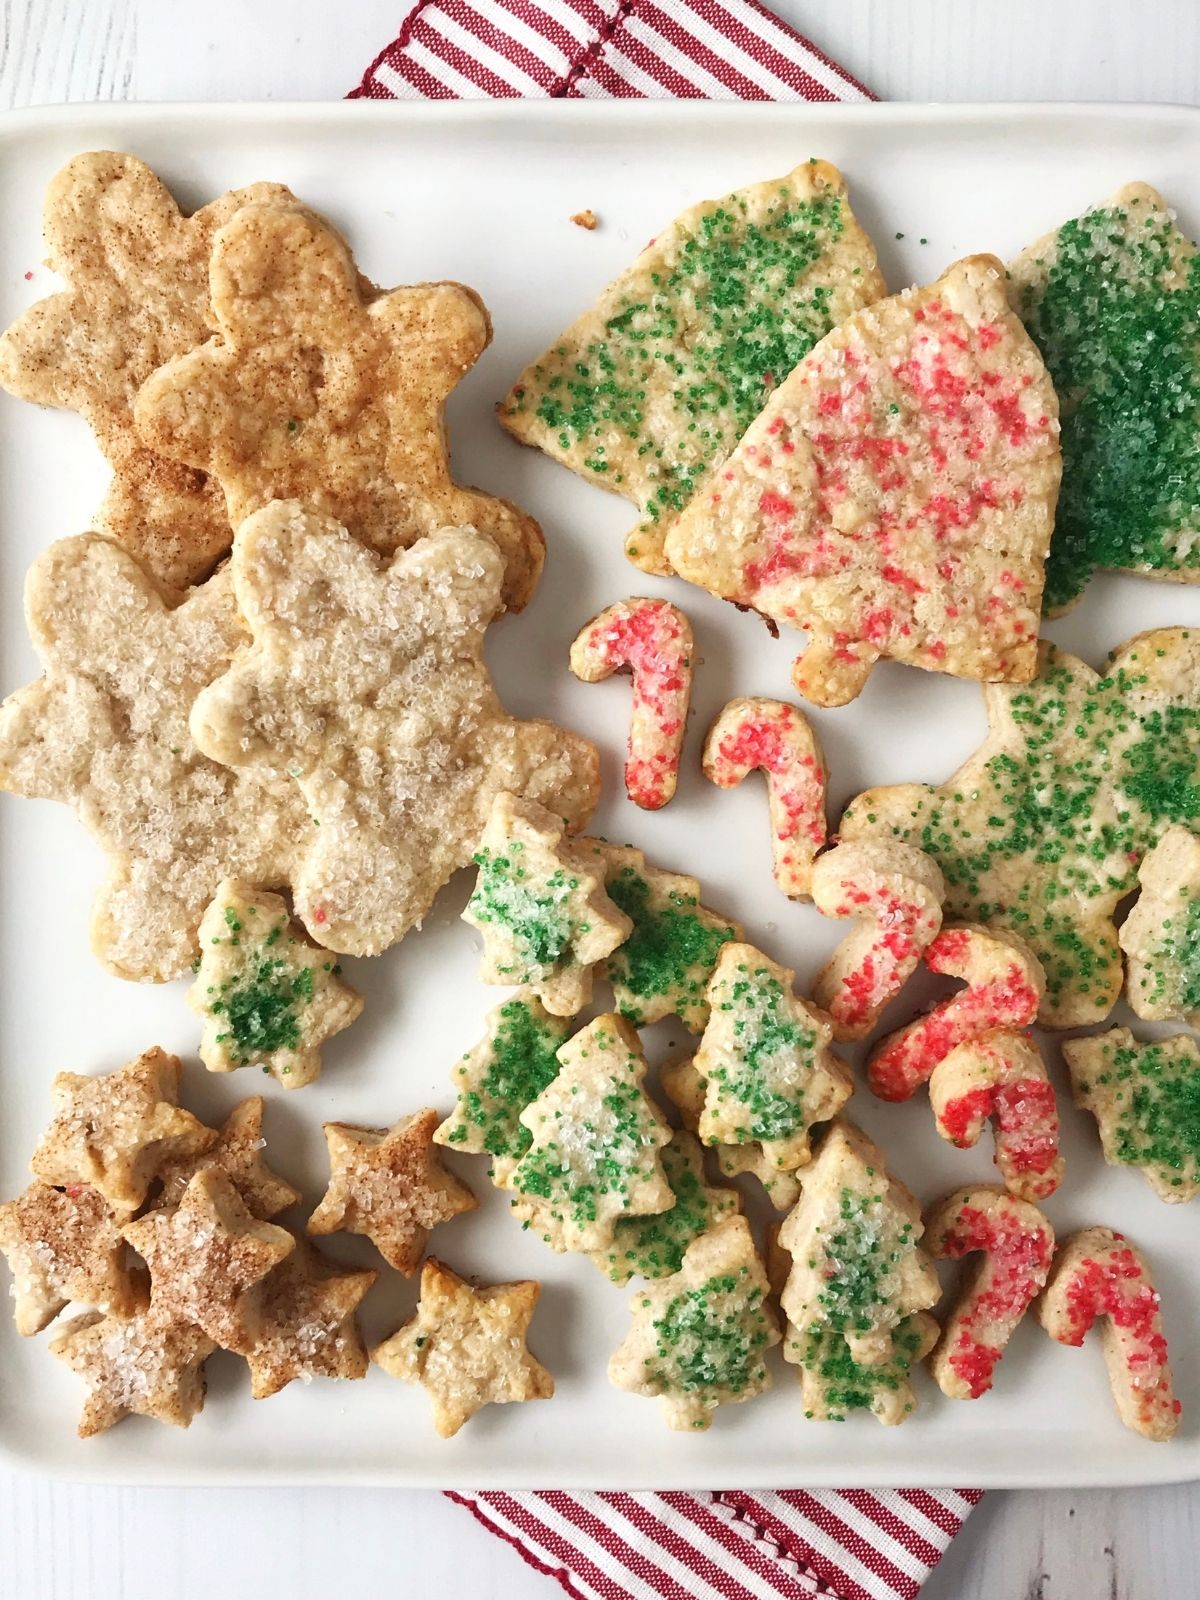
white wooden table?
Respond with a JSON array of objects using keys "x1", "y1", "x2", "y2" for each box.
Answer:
[{"x1": 2, "y1": 2, "x2": 1198, "y2": 1594}]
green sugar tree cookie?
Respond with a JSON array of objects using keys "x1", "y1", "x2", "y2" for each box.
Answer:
[
  {"x1": 1118, "y1": 825, "x2": 1200, "y2": 1027},
  {"x1": 783, "y1": 1313, "x2": 939, "y2": 1425},
  {"x1": 463, "y1": 794, "x2": 631, "y2": 1018},
  {"x1": 660, "y1": 1056, "x2": 803, "y2": 1212},
  {"x1": 841, "y1": 630, "x2": 1200, "y2": 1028},
  {"x1": 188, "y1": 879, "x2": 362, "y2": 1088}
]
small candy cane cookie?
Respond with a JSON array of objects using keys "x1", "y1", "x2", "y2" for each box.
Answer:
[
  {"x1": 779, "y1": 1120, "x2": 940, "y2": 1368},
  {"x1": 784, "y1": 1314, "x2": 938, "y2": 1425},
  {"x1": 1065, "y1": 1028, "x2": 1200, "y2": 1203},
  {"x1": 930, "y1": 1032, "x2": 1064, "y2": 1201},
  {"x1": 570, "y1": 599, "x2": 693, "y2": 810},
  {"x1": 463, "y1": 794, "x2": 631, "y2": 1017},
  {"x1": 1119, "y1": 826, "x2": 1200, "y2": 1027},
  {"x1": 608, "y1": 1216, "x2": 780, "y2": 1431},
  {"x1": 693, "y1": 943, "x2": 853, "y2": 1173},
  {"x1": 660, "y1": 1056, "x2": 804, "y2": 1211},
  {"x1": 702, "y1": 697, "x2": 827, "y2": 897},
  {"x1": 0, "y1": 1183, "x2": 141, "y2": 1336},
  {"x1": 925, "y1": 1185, "x2": 1055, "y2": 1400},
  {"x1": 810, "y1": 842, "x2": 945, "y2": 1041},
  {"x1": 1039, "y1": 1226, "x2": 1180, "y2": 1440},
  {"x1": 868, "y1": 923, "x2": 1045, "y2": 1101},
  {"x1": 508, "y1": 1015, "x2": 673, "y2": 1252}
]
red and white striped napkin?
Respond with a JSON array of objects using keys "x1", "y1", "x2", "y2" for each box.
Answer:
[{"x1": 350, "y1": 7, "x2": 979, "y2": 1597}]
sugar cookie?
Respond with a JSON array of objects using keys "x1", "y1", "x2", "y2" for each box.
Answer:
[
  {"x1": 1119, "y1": 825, "x2": 1200, "y2": 1027},
  {"x1": 929, "y1": 1032, "x2": 1064, "y2": 1200}
]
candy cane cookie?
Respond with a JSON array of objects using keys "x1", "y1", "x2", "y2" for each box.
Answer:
[
  {"x1": 868, "y1": 924, "x2": 1045, "y2": 1101},
  {"x1": 702, "y1": 697, "x2": 827, "y2": 897},
  {"x1": 810, "y1": 842, "x2": 945, "y2": 1041},
  {"x1": 926, "y1": 1185, "x2": 1055, "y2": 1400},
  {"x1": 570, "y1": 598, "x2": 693, "y2": 810},
  {"x1": 1039, "y1": 1227, "x2": 1180, "y2": 1440},
  {"x1": 929, "y1": 1032, "x2": 1064, "y2": 1201}
]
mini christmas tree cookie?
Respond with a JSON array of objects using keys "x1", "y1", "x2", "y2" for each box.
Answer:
[
  {"x1": 0, "y1": 1182, "x2": 141, "y2": 1336},
  {"x1": 660, "y1": 1056, "x2": 803, "y2": 1212},
  {"x1": 778, "y1": 1121, "x2": 940, "y2": 1368},
  {"x1": 929, "y1": 1032, "x2": 1064, "y2": 1201},
  {"x1": 500, "y1": 160, "x2": 884, "y2": 575},
  {"x1": 307, "y1": 1110, "x2": 478, "y2": 1274},
  {"x1": 189, "y1": 881, "x2": 362, "y2": 1089},
  {"x1": 1119, "y1": 826, "x2": 1200, "y2": 1027},
  {"x1": 508, "y1": 1015, "x2": 673, "y2": 1253},
  {"x1": 372, "y1": 1257, "x2": 554, "y2": 1438},
  {"x1": 608, "y1": 1216, "x2": 780, "y2": 1431},
  {"x1": 666, "y1": 255, "x2": 1061, "y2": 708},
  {"x1": 783, "y1": 1314, "x2": 938, "y2": 1424},
  {"x1": 152, "y1": 1096, "x2": 300, "y2": 1220},
  {"x1": 1065, "y1": 1028, "x2": 1200, "y2": 1203},
  {"x1": 691, "y1": 943, "x2": 852, "y2": 1173},
  {"x1": 588, "y1": 1131, "x2": 741, "y2": 1285},
  {"x1": 1009, "y1": 182, "x2": 1200, "y2": 612},
  {"x1": 588, "y1": 840, "x2": 740, "y2": 1032},
  {"x1": 30, "y1": 1048, "x2": 216, "y2": 1212},
  {"x1": 841, "y1": 630, "x2": 1200, "y2": 1027},
  {"x1": 245, "y1": 1239, "x2": 377, "y2": 1400},
  {"x1": 463, "y1": 794, "x2": 631, "y2": 1017}
]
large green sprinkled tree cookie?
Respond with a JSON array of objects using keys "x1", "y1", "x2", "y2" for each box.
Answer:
[{"x1": 1009, "y1": 182, "x2": 1200, "y2": 611}]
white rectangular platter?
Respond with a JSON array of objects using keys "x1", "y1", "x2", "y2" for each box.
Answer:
[{"x1": 1, "y1": 99, "x2": 1199, "y2": 1488}]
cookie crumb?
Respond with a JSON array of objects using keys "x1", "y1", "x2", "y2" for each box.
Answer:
[{"x1": 570, "y1": 209, "x2": 598, "y2": 230}]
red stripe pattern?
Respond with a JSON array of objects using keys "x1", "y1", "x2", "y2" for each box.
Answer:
[{"x1": 349, "y1": 6, "x2": 975, "y2": 1597}]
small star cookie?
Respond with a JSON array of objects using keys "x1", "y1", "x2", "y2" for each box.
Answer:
[
  {"x1": 245, "y1": 1239, "x2": 377, "y2": 1400},
  {"x1": 134, "y1": 198, "x2": 542, "y2": 611},
  {"x1": 189, "y1": 879, "x2": 363, "y2": 1088},
  {"x1": 372, "y1": 1257, "x2": 554, "y2": 1437},
  {"x1": 1119, "y1": 826, "x2": 1200, "y2": 1027},
  {"x1": 307, "y1": 1109, "x2": 478, "y2": 1274},
  {"x1": 0, "y1": 151, "x2": 294, "y2": 587},
  {"x1": 659, "y1": 1056, "x2": 803, "y2": 1212},
  {"x1": 0, "y1": 1182, "x2": 141, "y2": 1336},
  {"x1": 30, "y1": 1048, "x2": 216, "y2": 1211},
  {"x1": 49, "y1": 1292, "x2": 217, "y2": 1437},
  {"x1": 189, "y1": 503, "x2": 600, "y2": 958},
  {"x1": 608, "y1": 1216, "x2": 780, "y2": 1431},
  {"x1": 690, "y1": 943, "x2": 852, "y2": 1172},
  {"x1": 841, "y1": 629, "x2": 1200, "y2": 1027},
  {"x1": 153, "y1": 1097, "x2": 301, "y2": 1220},
  {"x1": 0, "y1": 535, "x2": 307, "y2": 982},
  {"x1": 123, "y1": 1168, "x2": 294, "y2": 1354},
  {"x1": 507, "y1": 1015, "x2": 673, "y2": 1253},
  {"x1": 463, "y1": 794, "x2": 631, "y2": 1017}
]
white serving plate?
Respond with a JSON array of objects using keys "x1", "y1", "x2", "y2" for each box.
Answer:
[{"x1": 1, "y1": 99, "x2": 1199, "y2": 1488}]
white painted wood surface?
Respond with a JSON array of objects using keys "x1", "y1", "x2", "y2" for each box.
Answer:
[{"x1": 0, "y1": 1, "x2": 1197, "y2": 1595}]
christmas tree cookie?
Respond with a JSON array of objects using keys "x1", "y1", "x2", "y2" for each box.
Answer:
[
  {"x1": 660, "y1": 1056, "x2": 803, "y2": 1212},
  {"x1": 588, "y1": 1131, "x2": 741, "y2": 1285},
  {"x1": 1119, "y1": 825, "x2": 1200, "y2": 1027}
]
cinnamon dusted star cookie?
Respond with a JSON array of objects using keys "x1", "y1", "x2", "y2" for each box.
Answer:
[
  {"x1": 507, "y1": 1015, "x2": 673, "y2": 1253},
  {"x1": 189, "y1": 880, "x2": 363, "y2": 1088},
  {"x1": 463, "y1": 794, "x2": 631, "y2": 1017},
  {"x1": 189, "y1": 503, "x2": 599, "y2": 959},
  {"x1": 0, "y1": 152, "x2": 295, "y2": 588},
  {"x1": 0, "y1": 535, "x2": 307, "y2": 982},
  {"x1": 1119, "y1": 826, "x2": 1200, "y2": 1027},
  {"x1": 245, "y1": 1239, "x2": 376, "y2": 1400},
  {"x1": 123, "y1": 1168, "x2": 294, "y2": 1354},
  {"x1": 134, "y1": 198, "x2": 542, "y2": 612},
  {"x1": 0, "y1": 1183, "x2": 141, "y2": 1336},
  {"x1": 50, "y1": 1291, "x2": 217, "y2": 1437},
  {"x1": 30, "y1": 1048, "x2": 216, "y2": 1211},
  {"x1": 153, "y1": 1097, "x2": 301, "y2": 1220},
  {"x1": 659, "y1": 1056, "x2": 803, "y2": 1212},
  {"x1": 372, "y1": 1257, "x2": 554, "y2": 1437},
  {"x1": 841, "y1": 630, "x2": 1200, "y2": 1027},
  {"x1": 783, "y1": 1314, "x2": 938, "y2": 1425},
  {"x1": 307, "y1": 1110, "x2": 478, "y2": 1275},
  {"x1": 608, "y1": 1216, "x2": 780, "y2": 1431}
]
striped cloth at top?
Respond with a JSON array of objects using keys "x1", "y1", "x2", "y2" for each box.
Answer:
[{"x1": 350, "y1": 6, "x2": 979, "y2": 1597}]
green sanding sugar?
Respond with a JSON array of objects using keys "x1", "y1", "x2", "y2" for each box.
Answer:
[
  {"x1": 598, "y1": 1136, "x2": 736, "y2": 1281},
  {"x1": 467, "y1": 846, "x2": 579, "y2": 977},
  {"x1": 207, "y1": 921, "x2": 315, "y2": 1065},
  {"x1": 812, "y1": 1186, "x2": 914, "y2": 1335},
  {"x1": 604, "y1": 866, "x2": 736, "y2": 1026},
  {"x1": 646, "y1": 1266, "x2": 772, "y2": 1397},
  {"x1": 1148, "y1": 891, "x2": 1200, "y2": 1012},
  {"x1": 792, "y1": 1318, "x2": 924, "y2": 1420},
  {"x1": 708, "y1": 964, "x2": 816, "y2": 1142}
]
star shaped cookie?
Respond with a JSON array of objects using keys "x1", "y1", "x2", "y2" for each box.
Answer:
[
  {"x1": 50, "y1": 1293, "x2": 218, "y2": 1437},
  {"x1": 189, "y1": 503, "x2": 599, "y2": 957},
  {"x1": 0, "y1": 152, "x2": 295, "y2": 588},
  {"x1": 0, "y1": 1182, "x2": 141, "y2": 1336},
  {"x1": 134, "y1": 198, "x2": 542, "y2": 611},
  {"x1": 123, "y1": 1168, "x2": 294, "y2": 1353},
  {"x1": 372, "y1": 1257, "x2": 554, "y2": 1437},
  {"x1": 152, "y1": 1097, "x2": 301, "y2": 1220},
  {"x1": 30, "y1": 1047, "x2": 216, "y2": 1211},
  {"x1": 463, "y1": 795, "x2": 631, "y2": 1016},
  {"x1": 0, "y1": 534, "x2": 307, "y2": 982},
  {"x1": 307, "y1": 1109, "x2": 478, "y2": 1274},
  {"x1": 245, "y1": 1238, "x2": 377, "y2": 1400},
  {"x1": 841, "y1": 629, "x2": 1200, "y2": 1026},
  {"x1": 189, "y1": 880, "x2": 363, "y2": 1087}
]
